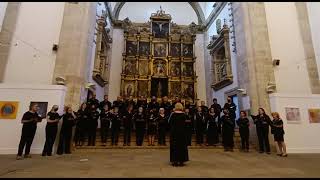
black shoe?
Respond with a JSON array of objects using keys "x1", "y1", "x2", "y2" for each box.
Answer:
[
  {"x1": 41, "y1": 153, "x2": 46, "y2": 157},
  {"x1": 266, "y1": 152, "x2": 271, "y2": 155},
  {"x1": 259, "y1": 151, "x2": 264, "y2": 153}
]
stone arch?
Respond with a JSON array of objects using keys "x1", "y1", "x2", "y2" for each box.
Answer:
[{"x1": 112, "y1": 2, "x2": 205, "y2": 25}]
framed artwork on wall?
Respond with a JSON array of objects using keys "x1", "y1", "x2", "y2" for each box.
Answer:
[
  {"x1": 308, "y1": 109, "x2": 320, "y2": 123},
  {"x1": 0, "y1": 101, "x2": 19, "y2": 119},
  {"x1": 30, "y1": 102, "x2": 48, "y2": 119},
  {"x1": 285, "y1": 107, "x2": 301, "y2": 124}
]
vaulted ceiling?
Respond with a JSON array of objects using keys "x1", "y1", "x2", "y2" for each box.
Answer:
[{"x1": 105, "y1": 2, "x2": 227, "y2": 30}]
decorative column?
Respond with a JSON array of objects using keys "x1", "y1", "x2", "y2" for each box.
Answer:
[{"x1": 52, "y1": 2, "x2": 97, "y2": 110}]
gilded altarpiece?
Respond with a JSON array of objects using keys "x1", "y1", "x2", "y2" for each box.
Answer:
[
  {"x1": 120, "y1": 8, "x2": 198, "y2": 101},
  {"x1": 207, "y1": 24, "x2": 233, "y2": 91}
]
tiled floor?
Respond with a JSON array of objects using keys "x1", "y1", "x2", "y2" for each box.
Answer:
[{"x1": 0, "y1": 149, "x2": 319, "y2": 178}]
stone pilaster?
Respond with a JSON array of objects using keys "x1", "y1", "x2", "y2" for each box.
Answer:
[
  {"x1": 295, "y1": 2, "x2": 320, "y2": 94},
  {"x1": 52, "y1": 2, "x2": 97, "y2": 110},
  {"x1": 203, "y1": 31, "x2": 213, "y2": 105},
  {"x1": 232, "y1": 2, "x2": 276, "y2": 150},
  {"x1": 0, "y1": 2, "x2": 20, "y2": 82}
]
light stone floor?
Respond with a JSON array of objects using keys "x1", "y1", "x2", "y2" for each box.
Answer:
[{"x1": 0, "y1": 149, "x2": 319, "y2": 178}]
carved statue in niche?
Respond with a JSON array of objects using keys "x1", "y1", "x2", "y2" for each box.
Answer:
[
  {"x1": 152, "y1": 21, "x2": 169, "y2": 38},
  {"x1": 138, "y1": 81, "x2": 148, "y2": 97},
  {"x1": 183, "y1": 62, "x2": 193, "y2": 77},
  {"x1": 125, "y1": 60, "x2": 136, "y2": 75},
  {"x1": 139, "y1": 42, "x2": 150, "y2": 56},
  {"x1": 154, "y1": 43, "x2": 166, "y2": 57},
  {"x1": 139, "y1": 61, "x2": 149, "y2": 76},
  {"x1": 153, "y1": 60, "x2": 166, "y2": 76},
  {"x1": 124, "y1": 82, "x2": 135, "y2": 97},
  {"x1": 216, "y1": 63, "x2": 227, "y2": 81},
  {"x1": 126, "y1": 41, "x2": 137, "y2": 56},
  {"x1": 183, "y1": 44, "x2": 193, "y2": 57},
  {"x1": 170, "y1": 43, "x2": 181, "y2": 57},
  {"x1": 183, "y1": 83, "x2": 194, "y2": 99},
  {"x1": 170, "y1": 62, "x2": 180, "y2": 77}
]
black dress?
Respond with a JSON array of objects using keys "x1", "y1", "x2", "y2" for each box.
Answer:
[
  {"x1": 236, "y1": 117, "x2": 250, "y2": 150},
  {"x1": 252, "y1": 114, "x2": 272, "y2": 153},
  {"x1": 134, "y1": 113, "x2": 146, "y2": 146},
  {"x1": 42, "y1": 111, "x2": 61, "y2": 156},
  {"x1": 272, "y1": 118, "x2": 285, "y2": 142},
  {"x1": 206, "y1": 113, "x2": 219, "y2": 145},
  {"x1": 57, "y1": 113, "x2": 75, "y2": 154},
  {"x1": 221, "y1": 114, "x2": 235, "y2": 150},
  {"x1": 169, "y1": 112, "x2": 189, "y2": 163},
  {"x1": 185, "y1": 112, "x2": 193, "y2": 146},
  {"x1": 74, "y1": 109, "x2": 87, "y2": 146},
  {"x1": 147, "y1": 112, "x2": 157, "y2": 135},
  {"x1": 157, "y1": 115, "x2": 167, "y2": 145}
]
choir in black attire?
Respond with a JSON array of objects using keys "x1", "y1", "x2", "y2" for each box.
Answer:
[
  {"x1": 57, "y1": 107, "x2": 76, "y2": 155},
  {"x1": 123, "y1": 105, "x2": 134, "y2": 146},
  {"x1": 206, "y1": 108, "x2": 219, "y2": 146},
  {"x1": 111, "y1": 107, "x2": 121, "y2": 146},
  {"x1": 17, "y1": 104, "x2": 42, "y2": 159},
  {"x1": 156, "y1": 108, "x2": 167, "y2": 145},
  {"x1": 87, "y1": 105, "x2": 100, "y2": 146},
  {"x1": 42, "y1": 105, "x2": 61, "y2": 156},
  {"x1": 134, "y1": 107, "x2": 146, "y2": 146},
  {"x1": 169, "y1": 103, "x2": 189, "y2": 167},
  {"x1": 221, "y1": 109, "x2": 235, "y2": 151},
  {"x1": 184, "y1": 108, "x2": 193, "y2": 146},
  {"x1": 252, "y1": 108, "x2": 272, "y2": 154},
  {"x1": 237, "y1": 111, "x2": 250, "y2": 152},
  {"x1": 74, "y1": 103, "x2": 87, "y2": 146},
  {"x1": 100, "y1": 105, "x2": 112, "y2": 146},
  {"x1": 195, "y1": 107, "x2": 206, "y2": 145}
]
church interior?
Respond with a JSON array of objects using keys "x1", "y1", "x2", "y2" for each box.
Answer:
[{"x1": 0, "y1": 2, "x2": 320, "y2": 178}]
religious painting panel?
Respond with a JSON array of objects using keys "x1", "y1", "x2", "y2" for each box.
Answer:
[
  {"x1": 151, "y1": 78, "x2": 168, "y2": 98},
  {"x1": 123, "y1": 81, "x2": 135, "y2": 97},
  {"x1": 170, "y1": 43, "x2": 181, "y2": 57},
  {"x1": 139, "y1": 42, "x2": 150, "y2": 56},
  {"x1": 124, "y1": 60, "x2": 137, "y2": 75},
  {"x1": 182, "y1": 83, "x2": 195, "y2": 99},
  {"x1": 154, "y1": 43, "x2": 167, "y2": 57},
  {"x1": 170, "y1": 82, "x2": 181, "y2": 98},
  {"x1": 152, "y1": 21, "x2": 169, "y2": 38},
  {"x1": 182, "y1": 62, "x2": 193, "y2": 77},
  {"x1": 153, "y1": 59, "x2": 166, "y2": 77},
  {"x1": 139, "y1": 60, "x2": 149, "y2": 76},
  {"x1": 170, "y1": 62, "x2": 181, "y2": 77},
  {"x1": 126, "y1": 41, "x2": 138, "y2": 56},
  {"x1": 182, "y1": 44, "x2": 193, "y2": 57},
  {"x1": 137, "y1": 81, "x2": 149, "y2": 98}
]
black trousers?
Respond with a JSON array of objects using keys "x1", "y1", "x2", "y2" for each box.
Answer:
[
  {"x1": 57, "y1": 128, "x2": 72, "y2": 155},
  {"x1": 158, "y1": 126, "x2": 166, "y2": 145},
  {"x1": 257, "y1": 127, "x2": 270, "y2": 152},
  {"x1": 100, "y1": 120, "x2": 110, "y2": 144},
  {"x1": 136, "y1": 127, "x2": 145, "y2": 146},
  {"x1": 196, "y1": 126, "x2": 204, "y2": 144},
  {"x1": 74, "y1": 125, "x2": 85, "y2": 146},
  {"x1": 42, "y1": 124, "x2": 58, "y2": 156},
  {"x1": 239, "y1": 127, "x2": 249, "y2": 150},
  {"x1": 207, "y1": 126, "x2": 219, "y2": 145},
  {"x1": 111, "y1": 126, "x2": 120, "y2": 145},
  {"x1": 222, "y1": 128, "x2": 234, "y2": 149},
  {"x1": 123, "y1": 127, "x2": 132, "y2": 145},
  {"x1": 17, "y1": 124, "x2": 37, "y2": 156},
  {"x1": 185, "y1": 126, "x2": 193, "y2": 146},
  {"x1": 87, "y1": 122, "x2": 97, "y2": 146}
]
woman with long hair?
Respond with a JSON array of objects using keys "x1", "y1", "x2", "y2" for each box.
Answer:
[
  {"x1": 271, "y1": 112, "x2": 287, "y2": 157},
  {"x1": 252, "y1": 108, "x2": 272, "y2": 154},
  {"x1": 169, "y1": 103, "x2": 189, "y2": 167},
  {"x1": 206, "y1": 107, "x2": 219, "y2": 146}
]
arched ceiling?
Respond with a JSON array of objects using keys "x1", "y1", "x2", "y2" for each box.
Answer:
[{"x1": 112, "y1": 2, "x2": 206, "y2": 25}]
